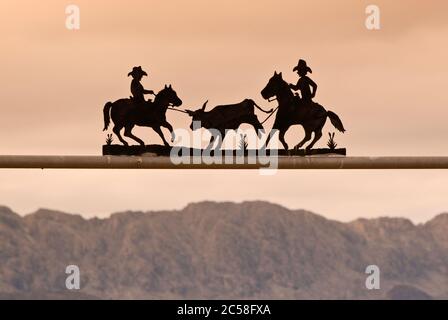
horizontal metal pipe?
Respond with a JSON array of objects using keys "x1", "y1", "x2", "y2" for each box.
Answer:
[{"x1": 0, "y1": 155, "x2": 448, "y2": 169}]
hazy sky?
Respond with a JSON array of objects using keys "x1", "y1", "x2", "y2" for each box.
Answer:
[{"x1": 0, "y1": 0, "x2": 447, "y2": 222}]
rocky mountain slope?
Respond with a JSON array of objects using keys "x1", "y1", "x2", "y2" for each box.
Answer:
[{"x1": 1, "y1": 202, "x2": 447, "y2": 299}]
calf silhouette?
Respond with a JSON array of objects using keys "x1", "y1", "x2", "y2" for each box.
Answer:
[{"x1": 186, "y1": 99, "x2": 272, "y2": 149}]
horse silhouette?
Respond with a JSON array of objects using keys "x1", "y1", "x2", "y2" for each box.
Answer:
[
  {"x1": 261, "y1": 72, "x2": 345, "y2": 151},
  {"x1": 103, "y1": 85, "x2": 182, "y2": 146}
]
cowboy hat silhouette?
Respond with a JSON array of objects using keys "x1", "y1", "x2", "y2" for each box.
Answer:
[
  {"x1": 293, "y1": 59, "x2": 312, "y2": 74},
  {"x1": 128, "y1": 66, "x2": 148, "y2": 78}
]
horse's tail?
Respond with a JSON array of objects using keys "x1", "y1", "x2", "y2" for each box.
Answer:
[
  {"x1": 103, "y1": 102, "x2": 113, "y2": 131},
  {"x1": 327, "y1": 110, "x2": 346, "y2": 133},
  {"x1": 250, "y1": 99, "x2": 274, "y2": 114}
]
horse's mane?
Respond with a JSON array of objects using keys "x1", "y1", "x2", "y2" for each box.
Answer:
[
  {"x1": 276, "y1": 75, "x2": 295, "y2": 98},
  {"x1": 153, "y1": 86, "x2": 170, "y2": 108}
]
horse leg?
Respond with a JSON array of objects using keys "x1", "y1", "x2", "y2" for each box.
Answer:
[
  {"x1": 113, "y1": 125, "x2": 128, "y2": 146},
  {"x1": 306, "y1": 130, "x2": 323, "y2": 151},
  {"x1": 153, "y1": 126, "x2": 170, "y2": 147},
  {"x1": 162, "y1": 121, "x2": 175, "y2": 143},
  {"x1": 295, "y1": 129, "x2": 312, "y2": 150},
  {"x1": 124, "y1": 125, "x2": 145, "y2": 146},
  {"x1": 305, "y1": 116, "x2": 326, "y2": 151},
  {"x1": 278, "y1": 128, "x2": 289, "y2": 151},
  {"x1": 262, "y1": 129, "x2": 277, "y2": 149}
]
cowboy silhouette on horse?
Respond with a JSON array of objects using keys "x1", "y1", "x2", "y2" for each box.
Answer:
[
  {"x1": 261, "y1": 58, "x2": 345, "y2": 151},
  {"x1": 103, "y1": 66, "x2": 183, "y2": 146},
  {"x1": 128, "y1": 66, "x2": 155, "y2": 105},
  {"x1": 289, "y1": 59, "x2": 317, "y2": 106}
]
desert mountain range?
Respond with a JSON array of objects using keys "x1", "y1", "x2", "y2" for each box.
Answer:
[{"x1": 1, "y1": 201, "x2": 447, "y2": 299}]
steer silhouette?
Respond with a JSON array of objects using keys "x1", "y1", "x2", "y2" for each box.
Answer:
[{"x1": 186, "y1": 99, "x2": 273, "y2": 149}]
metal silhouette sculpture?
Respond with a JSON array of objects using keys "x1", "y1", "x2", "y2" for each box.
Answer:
[
  {"x1": 290, "y1": 59, "x2": 317, "y2": 104},
  {"x1": 103, "y1": 84, "x2": 182, "y2": 146},
  {"x1": 261, "y1": 71, "x2": 345, "y2": 151},
  {"x1": 185, "y1": 99, "x2": 273, "y2": 149},
  {"x1": 102, "y1": 62, "x2": 346, "y2": 156},
  {"x1": 128, "y1": 66, "x2": 155, "y2": 103}
]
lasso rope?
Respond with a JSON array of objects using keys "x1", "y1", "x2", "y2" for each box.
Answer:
[
  {"x1": 260, "y1": 106, "x2": 279, "y2": 125},
  {"x1": 168, "y1": 104, "x2": 278, "y2": 125},
  {"x1": 167, "y1": 107, "x2": 189, "y2": 114}
]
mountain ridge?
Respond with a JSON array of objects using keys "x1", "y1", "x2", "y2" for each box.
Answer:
[
  {"x1": 1, "y1": 201, "x2": 447, "y2": 299},
  {"x1": 3, "y1": 201, "x2": 447, "y2": 225}
]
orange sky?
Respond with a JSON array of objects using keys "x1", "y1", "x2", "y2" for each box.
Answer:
[{"x1": 0, "y1": 0, "x2": 447, "y2": 221}]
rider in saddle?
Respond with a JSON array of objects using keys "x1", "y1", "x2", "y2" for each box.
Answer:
[
  {"x1": 128, "y1": 66, "x2": 155, "y2": 106},
  {"x1": 289, "y1": 59, "x2": 317, "y2": 109}
]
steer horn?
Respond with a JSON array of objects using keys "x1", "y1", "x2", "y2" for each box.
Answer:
[{"x1": 201, "y1": 100, "x2": 208, "y2": 111}]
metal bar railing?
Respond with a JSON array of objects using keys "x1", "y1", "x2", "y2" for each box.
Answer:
[{"x1": 1, "y1": 155, "x2": 448, "y2": 169}]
